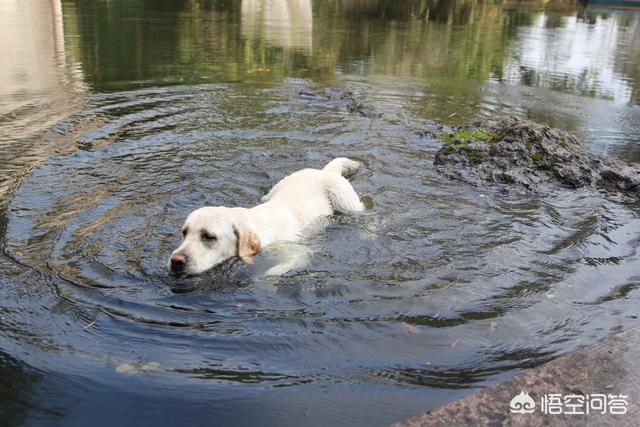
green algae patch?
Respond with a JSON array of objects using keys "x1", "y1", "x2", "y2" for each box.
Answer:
[
  {"x1": 531, "y1": 152, "x2": 543, "y2": 163},
  {"x1": 440, "y1": 128, "x2": 500, "y2": 143}
]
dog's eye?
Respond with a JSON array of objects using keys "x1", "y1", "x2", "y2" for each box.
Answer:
[
  {"x1": 182, "y1": 229, "x2": 187, "y2": 237},
  {"x1": 201, "y1": 232, "x2": 217, "y2": 242}
]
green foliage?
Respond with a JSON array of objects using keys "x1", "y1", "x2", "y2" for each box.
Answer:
[
  {"x1": 440, "y1": 128, "x2": 499, "y2": 143},
  {"x1": 531, "y1": 152, "x2": 543, "y2": 163}
]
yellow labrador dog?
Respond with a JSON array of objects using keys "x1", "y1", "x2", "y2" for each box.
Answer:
[{"x1": 168, "y1": 158, "x2": 363, "y2": 276}]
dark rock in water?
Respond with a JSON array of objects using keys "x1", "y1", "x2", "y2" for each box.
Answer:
[
  {"x1": 297, "y1": 89, "x2": 321, "y2": 99},
  {"x1": 345, "y1": 99, "x2": 382, "y2": 118},
  {"x1": 320, "y1": 87, "x2": 355, "y2": 101},
  {"x1": 432, "y1": 117, "x2": 640, "y2": 197},
  {"x1": 297, "y1": 86, "x2": 383, "y2": 119}
]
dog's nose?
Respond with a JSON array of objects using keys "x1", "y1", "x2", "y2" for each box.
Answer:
[{"x1": 170, "y1": 253, "x2": 187, "y2": 272}]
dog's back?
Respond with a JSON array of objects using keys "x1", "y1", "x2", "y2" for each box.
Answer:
[{"x1": 262, "y1": 158, "x2": 363, "y2": 227}]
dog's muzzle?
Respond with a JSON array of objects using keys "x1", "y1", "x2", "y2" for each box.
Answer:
[{"x1": 169, "y1": 253, "x2": 188, "y2": 274}]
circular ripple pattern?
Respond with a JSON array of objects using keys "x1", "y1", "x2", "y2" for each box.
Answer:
[{"x1": 2, "y1": 82, "x2": 640, "y2": 423}]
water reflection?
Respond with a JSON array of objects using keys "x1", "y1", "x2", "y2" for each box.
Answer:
[
  {"x1": 55, "y1": 0, "x2": 640, "y2": 160},
  {"x1": 0, "y1": 0, "x2": 68, "y2": 114},
  {"x1": 0, "y1": 0, "x2": 87, "y2": 208},
  {"x1": 503, "y1": 10, "x2": 638, "y2": 102},
  {"x1": 59, "y1": 0, "x2": 640, "y2": 103},
  {"x1": 0, "y1": 351, "x2": 34, "y2": 426},
  {"x1": 241, "y1": 0, "x2": 313, "y2": 51}
]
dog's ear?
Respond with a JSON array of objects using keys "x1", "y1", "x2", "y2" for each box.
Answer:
[{"x1": 233, "y1": 222, "x2": 261, "y2": 263}]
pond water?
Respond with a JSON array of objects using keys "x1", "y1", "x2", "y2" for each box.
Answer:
[{"x1": 1, "y1": 0, "x2": 639, "y2": 425}]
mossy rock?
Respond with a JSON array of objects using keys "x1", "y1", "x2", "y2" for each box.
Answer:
[
  {"x1": 439, "y1": 128, "x2": 500, "y2": 144},
  {"x1": 432, "y1": 117, "x2": 640, "y2": 197}
]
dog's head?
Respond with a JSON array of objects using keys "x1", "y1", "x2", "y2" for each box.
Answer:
[{"x1": 168, "y1": 207, "x2": 261, "y2": 276}]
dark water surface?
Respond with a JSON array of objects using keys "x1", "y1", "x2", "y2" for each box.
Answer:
[{"x1": 1, "y1": 1, "x2": 640, "y2": 425}]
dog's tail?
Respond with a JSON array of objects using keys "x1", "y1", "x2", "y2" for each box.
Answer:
[{"x1": 323, "y1": 157, "x2": 360, "y2": 177}]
